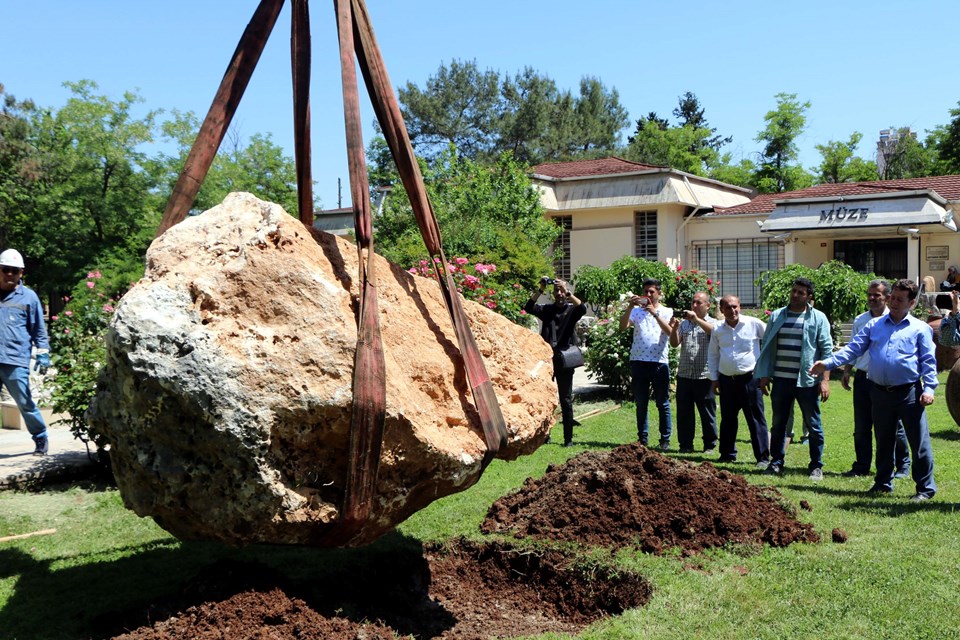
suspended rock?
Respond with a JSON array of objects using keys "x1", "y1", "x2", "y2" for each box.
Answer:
[{"x1": 88, "y1": 192, "x2": 557, "y2": 546}]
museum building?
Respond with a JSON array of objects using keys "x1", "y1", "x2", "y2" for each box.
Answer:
[{"x1": 531, "y1": 157, "x2": 960, "y2": 306}]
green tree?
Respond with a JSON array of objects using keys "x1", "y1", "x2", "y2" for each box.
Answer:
[
  {"x1": 375, "y1": 148, "x2": 559, "y2": 291},
  {"x1": 933, "y1": 102, "x2": 960, "y2": 174},
  {"x1": 673, "y1": 91, "x2": 732, "y2": 158},
  {"x1": 569, "y1": 76, "x2": 629, "y2": 156},
  {"x1": 624, "y1": 94, "x2": 731, "y2": 176},
  {"x1": 399, "y1": 60, "x2": 628, "y2": 165},
  {"x1": 9, "y1": 80, "x2": 160, "y2": 310},
  {"x1": 754, "y1": 93, "x2": 815, "y2": 193},
  {"x1": 398, "y1": 59, "x2": 502, "y2": 161},
  {"x1": 814, "y1": 132, "x2": 878, "y2": 183},
  {"x1": 709, "y1": 154, "x2": 757, "y2": 189},
  {"x1": 151, "y1": 110, "x2": 301, "y2": 214},
  {"x1": 0, "y1": 84, "x2": 45, "y2": 252}
]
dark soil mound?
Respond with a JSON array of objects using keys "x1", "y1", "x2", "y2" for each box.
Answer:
[
  {"x1": 482, "y1": 443, "x2": 820, "y2": 554},
  {"x1": 107, "y1": 539, "x2": 650, "y2": 640}
]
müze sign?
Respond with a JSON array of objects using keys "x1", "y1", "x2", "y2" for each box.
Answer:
[{"x1": 819, "y1": 206, "x2": 868, "y2": 223}]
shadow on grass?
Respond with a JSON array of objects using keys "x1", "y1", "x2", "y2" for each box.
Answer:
[
  {"x1": 931, "y1": 428, "x2": 960, "y2": 442},
  {"x1": 832, "y1": 499, "x2": 960, "y2": 516},
  {"x1": 0, "y1": 531, "x2": 439, "y2": 640}
]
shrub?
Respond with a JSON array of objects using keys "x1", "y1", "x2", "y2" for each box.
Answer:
[
  {"x1": 48, "y1": 271, "x2": 121, "y2": 452},
  {"x1": 755, "y1": 261, "x2": 874, "y2": 340},
  {"x1": 583, "y1": 295, "x2": 634, "y2": 397},
  {"x1": 573, "y1": 257, "x2": 676, "y2": 310},
  {"x1": 408, "y1": 257, "x2": 535, "y2": 327},
  {"x1": 669, "y1": 266, "x2": 718, "y2": 312}
]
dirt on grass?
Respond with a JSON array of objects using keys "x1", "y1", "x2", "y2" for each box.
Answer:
[{"x1": 105, "y1": 443, "x2": 817, "y2": 639}]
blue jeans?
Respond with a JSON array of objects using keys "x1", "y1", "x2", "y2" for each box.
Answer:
[
  {"x1": 0, "y1": 364, "x2": 48, "y2": 437},
  {"x1": 851, "y1": 371, "x2": 909, "y2": 474},
  {"x1": 631, "y1": 361, "x2": 672, "y2": 446},
  {"x1": 770, "y1": 379, "x2": 824, "y2": 470},
  {"x1": 871, "y1": 382, "x2": 935, "y2": 497}
]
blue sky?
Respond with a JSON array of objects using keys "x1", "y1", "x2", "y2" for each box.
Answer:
[{"x1": 3, "y1": 1, "x2": 960, "y2": 209}]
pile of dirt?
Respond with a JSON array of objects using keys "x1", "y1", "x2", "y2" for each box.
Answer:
[
  {"x1": 104, "y1": 444, "x2": 818, "y2": 639},
  {"x1": 482, "y1": 443, "x2": 820, "y2": 554},
  {"x1": 105, "y1": 539, "x2": 651, "y2": 640}
]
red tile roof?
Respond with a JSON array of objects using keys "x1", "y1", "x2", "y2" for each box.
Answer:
[
  {"x1": 714, "y1": 175, "x2": 960, "y2": 216},
  {"x1": 531, "y1": 156, "x2": 666, "y2": 179}
]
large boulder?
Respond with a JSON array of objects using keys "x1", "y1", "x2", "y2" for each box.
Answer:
[{"x1": 88, "y1": 193, "x2": 557, "y2": 546}]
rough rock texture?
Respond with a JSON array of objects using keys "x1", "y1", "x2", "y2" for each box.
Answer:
[{"x1": 88, "y1": 192, "x2": 557, "y2": 546}]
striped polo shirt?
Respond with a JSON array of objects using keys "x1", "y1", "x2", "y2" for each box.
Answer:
[{"x1": 774, "y1": 310, "x2": 805, "y2": 382}]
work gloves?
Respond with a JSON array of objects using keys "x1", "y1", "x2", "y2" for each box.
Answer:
[{"x1": 34, "y1": 352, "x2": 50, "y2": 374}]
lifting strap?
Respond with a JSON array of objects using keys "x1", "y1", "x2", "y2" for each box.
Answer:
[{"x1": 154, "y1": 0, "x2": 508, "y2": 541}]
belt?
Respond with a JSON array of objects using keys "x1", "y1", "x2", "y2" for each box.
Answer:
[
  {"x1": 875, "y1": 381, "x2": 917, "y2": 393},
  {"x1": 855, "y1": 369, "x2": 868, "y2": 378},
  {"x1": 720, "y1": 370, "x2": 754, "y2": 379}
]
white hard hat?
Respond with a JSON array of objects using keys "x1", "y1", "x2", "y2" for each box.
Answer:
[{"x1": 0, "y1": 249, "x2": 25, "y2": 269}]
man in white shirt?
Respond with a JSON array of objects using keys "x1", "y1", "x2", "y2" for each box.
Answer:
[
  {"x1": 707, "y1": 295, "x2": 770, "y2": 466},
  {"x1": 620, "y1": 278, "x2": 675, "y2": 450}
]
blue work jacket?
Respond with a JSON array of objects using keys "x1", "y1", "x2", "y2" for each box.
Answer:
[
  {"x1": 754, "y1": 302, "x2": 832, "y2": 387},
  {"x1": 0, "y1": 284, "x2": 49, "y2": 368}
]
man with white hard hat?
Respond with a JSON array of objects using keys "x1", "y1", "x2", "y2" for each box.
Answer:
[{"x1": 0, "y1": 249, "x2": 51, "y2": 455}]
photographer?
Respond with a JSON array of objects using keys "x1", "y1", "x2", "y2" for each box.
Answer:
[{"x1": 524, "y1": 278, "x2": 586, "y2": 447}]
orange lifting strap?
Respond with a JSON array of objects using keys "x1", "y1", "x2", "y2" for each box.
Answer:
[{"x1": 155, "y1": 0, "x2": 508, "y2": 540}]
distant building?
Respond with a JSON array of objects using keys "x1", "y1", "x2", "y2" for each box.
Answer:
[{"x1": 877, "y1": 127, "x2": 917, "y2": 178}]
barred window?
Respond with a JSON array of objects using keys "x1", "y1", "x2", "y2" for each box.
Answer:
[
  {"x1": 634, "y1": 211, "x2": 657, "y2": 260},
  {"x1": 690, "y1": 239, "x2": 784, "y2": 306},
  {"x1": 551, "y1": 215, "x2": 572, "y2": 280}
]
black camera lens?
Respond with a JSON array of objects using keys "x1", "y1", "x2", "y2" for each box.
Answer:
[{"x1": 540, "y1": 276, "x2": 554, "y2": 285}]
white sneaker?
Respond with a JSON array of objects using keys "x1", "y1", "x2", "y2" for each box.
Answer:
[{"x1": 809, "y1": 468, "x2": 824, "y2": 482}]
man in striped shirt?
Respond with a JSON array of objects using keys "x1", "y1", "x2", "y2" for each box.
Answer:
[{"x1": 755, "y1": 278, "x2": 833, "y2": 480}]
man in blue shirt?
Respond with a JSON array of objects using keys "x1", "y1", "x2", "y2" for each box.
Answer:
[
  {"x1": 811, "y1": 279, "x2": 936, "y2": 501},
  {"x1": 756, "y1": 278, "x2": 833, "y2": 481},
  {"x1": 0, "y1": 249, "x2": 51, "y2": 456}
]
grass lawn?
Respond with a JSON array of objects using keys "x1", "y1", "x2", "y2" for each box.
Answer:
[{"x1": 2, "y1": 375, "x2": 960, "y2": 640}]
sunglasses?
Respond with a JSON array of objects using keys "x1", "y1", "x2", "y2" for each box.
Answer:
[{"x1": 1, "y1": 267, "x2": 22, "y2": 275}]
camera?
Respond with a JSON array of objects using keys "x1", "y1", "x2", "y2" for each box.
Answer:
[{"x1": 540, "y1": 276, "x2": 555, "y2": 286}]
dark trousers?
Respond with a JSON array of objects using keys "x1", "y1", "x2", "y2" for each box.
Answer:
[
  {"x1": 717, "y1": 371, "x2": 769, "y2": 463},
  {"x1": 555, "y1": 367, "x2": 575, "y2": 443},
  {"x1": 851, "y1": 371, "x2": 909, "y2": 474},
  {"x1": 676, "y1": 376, "x2": 717, "y2": 451},
  {"x1": 870, "y1": 382, "x2": 936, "y2": 497},
  {"x1": 769, "y1": 380, "x2": 824, "y2": 470},
  {"x1": 631, "y1": 360, "x2": 672, "y2": 446}
]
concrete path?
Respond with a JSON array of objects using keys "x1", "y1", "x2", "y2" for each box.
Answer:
[{"x1": 0, "y1": 410, "x2": 98, "y2": 490}]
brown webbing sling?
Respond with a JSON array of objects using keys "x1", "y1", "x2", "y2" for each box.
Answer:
[{"x1": 155, "y1": 0, "x2": 508, "y2": 540}]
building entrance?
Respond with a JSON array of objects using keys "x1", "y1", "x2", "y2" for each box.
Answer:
[{"x1": 833, "y1": 238, "x2": 907, "y2": 280}]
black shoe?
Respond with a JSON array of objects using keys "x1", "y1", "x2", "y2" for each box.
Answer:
[
  {"x1": 867, "y1": 485, "x2": 894, "y2": 495},
  {"x1": 841, "y1": 469, "x2": 870, "y2": 477},
  {"x1": 678, "y1": 447, "x2": 694, "y2": 454},
  {"x1": 766, "y1": 463, "x2": 783, "y2": 476},
  {"x1": 717, "y1": 455, "x2": 737, "y2": 463},
  {"x1": 32, "y1": 435, "x2": 49, "y2": 456},
  {"x1": 563, "y1": 440, "x2": 574, "y2": 448},
  {"x1": 657, "y1": 442, "x2": 671, "y2": 452}
]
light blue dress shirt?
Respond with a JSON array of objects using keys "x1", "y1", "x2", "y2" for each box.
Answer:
[{"x1": 822, "y1": 312, "x2": 937, "y2": 396}]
